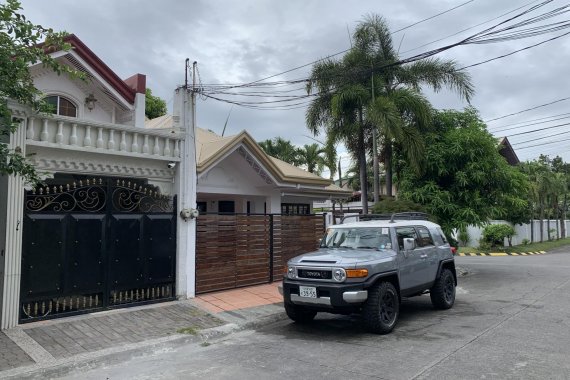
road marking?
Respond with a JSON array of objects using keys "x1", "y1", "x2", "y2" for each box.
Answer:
[{"x1": 457, "y1": 251, "x2": 546, "y2": 257}]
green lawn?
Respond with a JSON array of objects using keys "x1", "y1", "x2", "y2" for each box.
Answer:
[{"x1": 459, "y1": 237, "x2": 570, "y2": 254}]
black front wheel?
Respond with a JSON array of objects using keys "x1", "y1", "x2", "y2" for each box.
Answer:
[
  {"x1": 430, "y1": 268, "x2": 456, "y2": 309},
  {"x1": 362, "y1": 281, "x2": 400, "y2": 334}
]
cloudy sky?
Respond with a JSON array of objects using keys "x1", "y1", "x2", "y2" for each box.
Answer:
[{"x1": 19, "y1": 0, "x2": 570, "y2": 173}]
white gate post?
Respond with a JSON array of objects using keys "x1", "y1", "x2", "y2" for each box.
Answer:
[
  {"x1": 1, "y1": 118, "x2": 27, "y2": 329},
  {"x1": 174, "y1": 83, "x2": 197, "y2": 299}
]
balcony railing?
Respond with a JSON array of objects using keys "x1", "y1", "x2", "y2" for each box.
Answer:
[{"x1": 25, "y1": 115, "x2": 182, "y2": 161}]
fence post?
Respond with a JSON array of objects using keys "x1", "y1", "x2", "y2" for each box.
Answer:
[{"x1": 269, "y1": 214, "x2": 274, "y2": 283}]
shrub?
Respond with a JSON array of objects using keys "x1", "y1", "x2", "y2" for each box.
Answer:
[
  {"x1": 458, "y1": 228, "x2": 470, "y2": 247},
  {"x1": 481, "y1": 224, "x2": 516, "y2": 248},
  {"x1": 371, "y1": 197, "x2": 426, "y2": 214},
  {"x1": 478, "y1": 238, "x2": 492, "y2": 251},
  {"x1": 522, "y1": 238, "x2": 530, "y2": 245}
]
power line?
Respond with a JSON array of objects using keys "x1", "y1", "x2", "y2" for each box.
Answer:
[
  {"x1": 507, "y1": 121, "x2": 570, "y2": 137},
  {"x1": 489, "y1": 112, "x2": 570, "y2": 130},
  {"x1": 484, "y1": 96, "x2": 570, "y2": 123},
  {"x1": 459, "y1": 30, "x2": 570, "y2": 70},
  {"x1": 512, "y1": 129, "x2": 570, "y2": 145},
  {"x1": 392, "y1": 0, "x2": 476, "y2": 34},
  {"x1": 401, "y1": 0, "x2": 541, "y2": 54},
  {"x1": 222, "y1": 0, "x2": 478, "y2": 87},
  {"x1": 516, "y1": 136, "x2": 570, "y2": 149}
]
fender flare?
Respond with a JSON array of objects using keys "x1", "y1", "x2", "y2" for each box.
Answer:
[{"x1": 437, "y1": 259, "x2": 457, "y2": 285}]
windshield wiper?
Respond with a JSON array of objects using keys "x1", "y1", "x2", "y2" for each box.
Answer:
[{"x1": 355, "y1": 246, "x2": 379, "y2": 250}]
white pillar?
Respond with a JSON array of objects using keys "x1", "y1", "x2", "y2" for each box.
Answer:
[
  {"x1": 1, "y1": 118, "x2": 26, "y2": 329},
  {"x1": 133, "y1": 92, "x2": 146, "y2": 128},
  {"x1": 268, "y1": 190, "x2": 281, "y2": 214},
  {"x1": 174, "y1": 86, "x2": 197, "y2": 299}
]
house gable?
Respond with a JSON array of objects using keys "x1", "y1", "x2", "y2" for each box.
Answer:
[{"x1": 32, "y1": 35, "x2": 145, "y2": 126}]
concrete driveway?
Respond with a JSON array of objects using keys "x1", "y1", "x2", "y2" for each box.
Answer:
[{"x1": 33, "y1": 248, "x2": 570, "y2": 379}]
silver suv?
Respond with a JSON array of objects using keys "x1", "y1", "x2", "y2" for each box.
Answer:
[{"x1": 280, "y1": 213, "x2": 456, "y2": 334}]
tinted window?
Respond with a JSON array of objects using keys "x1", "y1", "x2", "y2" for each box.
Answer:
[{"x1": 417, "y1": 226, "x2": 434, "y2": 247}]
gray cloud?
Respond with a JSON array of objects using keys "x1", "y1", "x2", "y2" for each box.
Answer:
[{"x1": 19, "y1": 0, "x2": 570, "y2": 163}]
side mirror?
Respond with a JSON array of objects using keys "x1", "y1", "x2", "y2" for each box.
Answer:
[{"x1": 403, "y1": 238, "x2": 416, "y2": 251}]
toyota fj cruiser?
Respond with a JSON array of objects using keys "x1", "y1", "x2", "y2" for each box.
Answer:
[{"x1": 280, "y1": 212, "x2": 457, "y2": 334}]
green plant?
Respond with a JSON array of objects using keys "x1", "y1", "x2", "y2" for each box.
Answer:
[
  {"x1": 176, "y1": 326, "x2": 198, "y2": 335},
  {"x1": 548, "y1": 228, "x2": 556, "y2": 241},
  {"x1": 522, "y1": 238, "x2": 530, "y2": 245},
  {"x1": 478, "y1": 238, "x2": 492, "y2": 251},
  {"x1": 372, "y1": 197, "x2": 426, "y2": 214},
  {"x1": 481, "y1": 224, "x2": 516, "y2": 248},
  {"x1": 458, "y1": 228, "x2": 470, "y2": 247}
]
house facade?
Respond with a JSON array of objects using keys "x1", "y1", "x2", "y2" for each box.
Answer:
[
  {"x1": 0, "y1": 35, "x2": 196, "y2": 329},
  {"x1": 0, "y1": 35, "x2": 350, "y2": 327}
]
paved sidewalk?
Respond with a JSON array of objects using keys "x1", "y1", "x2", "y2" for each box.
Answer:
[{"x1": 0, "y1": 282, "x2": 286, "y2": 379}]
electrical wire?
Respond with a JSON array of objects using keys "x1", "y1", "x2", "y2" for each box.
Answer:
[
  {"x1": 231, "y1": 0, "x2": 478, "y2": 88},
  {"x1": 511, "y1": 129, "x2": 570, "y2": 145},
  {"x1": 489, "y1": 112, "x2": 570, "y2": 130},
  {"x1": 485, "y1": 96, "x2": 570, "y2": 123}
]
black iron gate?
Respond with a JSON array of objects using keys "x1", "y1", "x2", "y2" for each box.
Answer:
[{"x1": 20, "y1": 176, "x2": 177, "y2": 322}]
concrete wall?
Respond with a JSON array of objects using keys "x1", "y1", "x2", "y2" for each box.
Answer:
[{"x1": 461, "y1": 220, "x2": 570, "y2": 248}]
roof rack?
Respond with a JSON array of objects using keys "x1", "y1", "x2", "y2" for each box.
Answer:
[{"x1": 340, "y1": 212, "x2": 429, "y2": 224}]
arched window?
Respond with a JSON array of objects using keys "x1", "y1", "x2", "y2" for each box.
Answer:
[{"x1": 45, "y1": 95, "x2": 77, "y2": 117}]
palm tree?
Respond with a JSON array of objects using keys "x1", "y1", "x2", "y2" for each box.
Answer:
[
  {"x1": 354, "y1": 15, "x2": 473, "y2": 197},
  {"x1": 297, "y1": 143, "x2": 326, "y2": 175},
  {"x1": 258, "y1": 137, "x2": 301, "y2": 166},
  {"x1": 307, "y1": 15, "x2": 473, "y2": 212}
]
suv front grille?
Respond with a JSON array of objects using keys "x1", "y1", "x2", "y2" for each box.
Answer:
[{"x1": 297, "y1": 269, "x2": 332, "y2": 280}]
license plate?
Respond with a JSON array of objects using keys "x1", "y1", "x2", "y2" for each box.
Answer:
[{"x1": 299, "y1": 286, "x2": 317, "y2": 298}]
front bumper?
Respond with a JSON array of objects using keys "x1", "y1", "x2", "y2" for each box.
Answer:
[{"x1": 282, "y1": 279, "x2": 368, "y2": 309}]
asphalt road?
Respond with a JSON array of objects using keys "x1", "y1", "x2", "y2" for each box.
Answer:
[{"x1": 57, "y1": 248, "x2": 570, "y2": 380}]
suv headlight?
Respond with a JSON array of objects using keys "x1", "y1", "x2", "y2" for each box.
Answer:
[
  {"x1": 287, "y1": 266, "x2": 296, "y2": 279},
  {"x1": 333, "y1": 268, "x2": 346, "y2": 282}
]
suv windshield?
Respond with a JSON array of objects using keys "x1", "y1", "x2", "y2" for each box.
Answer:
[{"x1": 320, "y1": 227, "x2": 392, "y2": 250}]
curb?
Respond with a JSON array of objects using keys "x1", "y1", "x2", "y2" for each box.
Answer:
[{"x1": 457, "y1": 251, "x2": 546, "y2": 257}]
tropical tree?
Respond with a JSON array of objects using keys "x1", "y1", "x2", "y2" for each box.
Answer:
[
  {"x1": 522, "y1": 156, "x2": 570, "y2": 241},
  {"x1": 355, "y1": 15, "x2": 473, "y2": 197},
  {"x1": 1, "y1": 0, "x2": 77, "y2": 184},
  {"x1": 306, "y1": 14, "x2": 473, "y2": 213},
  {"x1": 297, "y1": 143, "x2": 326, "y2": 175},
  {"x1": 258, "y1": 137, "x2": 302, "y2": 166},
  {"x1": 145, "y1": 88, "x2": 167, "y2": 119},
  {"x1": 398, "y1": 108, "x2": 530, "y2": 236}
]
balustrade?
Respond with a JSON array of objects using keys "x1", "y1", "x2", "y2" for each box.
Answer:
[{"x1": 25, "y1": 115, "x2": 182, "y2": 160}]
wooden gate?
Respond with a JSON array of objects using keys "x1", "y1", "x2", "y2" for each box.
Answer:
[{"x1": 196, "y1": 214, "x2": 325, "y2": 293}]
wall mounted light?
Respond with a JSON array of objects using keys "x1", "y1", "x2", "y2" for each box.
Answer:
[{"x1": 85, "y1": 94, "x2": 97, "y2": 111}]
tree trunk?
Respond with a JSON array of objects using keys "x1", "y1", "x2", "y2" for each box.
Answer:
[
  {"x1": 372, "y1": 129, "x2": 379, "y2": 204},
  {"x1": 538, "y1": 205, "x2": 544, "y2": 243},
  {"x1": 530, "y1": 218, "x2": 534, "y2": 244},
  {"x1": 358, "y1": 123, "x2": 369, "y2": 214},
  {"x1": 385, "y1": 143, "x2": 393, "y2": 197},
  {"x1": 561, "y1": 194, "x2": 567, "y2": 239}
]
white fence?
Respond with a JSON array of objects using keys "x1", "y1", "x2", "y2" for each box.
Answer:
[{"x1": 462, "y1": 220, "x2": 570, "y2": 248}]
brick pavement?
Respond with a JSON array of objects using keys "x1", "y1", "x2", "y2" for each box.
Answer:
[
  {"x1": 0, "y1": 283, "x2": 286, "y2": 375},
  {"x1": 22, "y1": 302, "x2": 223, "y2": 359},
  {"x1": 0, "y1": 332, "x2": 33, "y2": 370}
]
